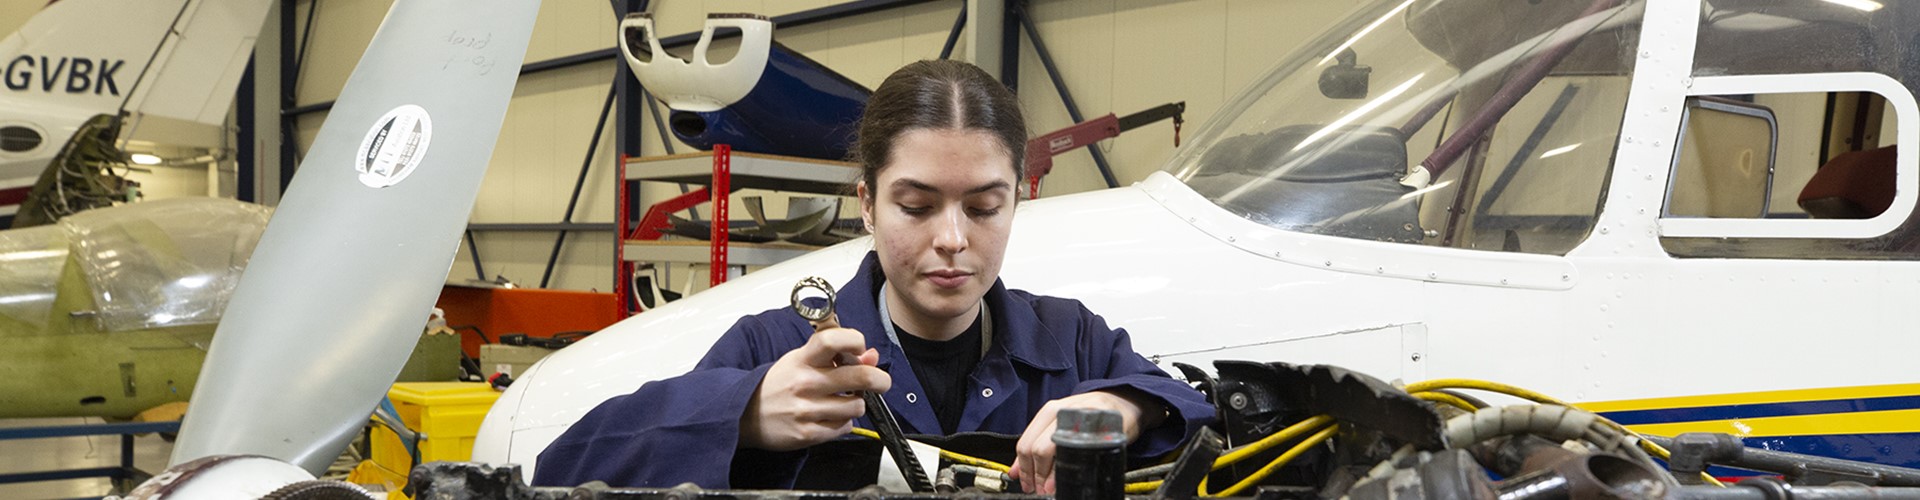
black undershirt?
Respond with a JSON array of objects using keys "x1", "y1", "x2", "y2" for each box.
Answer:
[{"x1": 893, "y1": 314, "x2": 984, "y2": 435}]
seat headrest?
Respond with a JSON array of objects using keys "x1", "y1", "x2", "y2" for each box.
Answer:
[{"x1": 1799, "y1": 145, "x2": 1898, "y2": 219}]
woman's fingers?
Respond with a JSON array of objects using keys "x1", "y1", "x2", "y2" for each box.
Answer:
[
  {"x1": 1015, "y1": 401, "x2": 1063, "y2": 493},
  {"x1": 797, "y1": 328, "x2": 869, "y2": 368},
  {"x1": 745, "y1": 329, "x2": 885, "y2": 451}
]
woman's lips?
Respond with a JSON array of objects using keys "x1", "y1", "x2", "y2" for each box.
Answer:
[{"x1": 924, "y1": 270, "x2": 972, "y2": 289}]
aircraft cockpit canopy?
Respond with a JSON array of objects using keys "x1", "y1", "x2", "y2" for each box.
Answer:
[
  {"x1": 1169, "y1": 0, "x2": 1919, "y2": 258},
  {"x1": 1169, "y1": 0, "x2": 1647, "y2": 255},
  {"x1": 0, "y1": 198, "x2": 270, "y2": 332}
]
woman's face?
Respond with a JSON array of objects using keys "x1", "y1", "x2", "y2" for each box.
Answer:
[{"x1": 859, "y1": 128, "x2": 1017, "y2": 326}]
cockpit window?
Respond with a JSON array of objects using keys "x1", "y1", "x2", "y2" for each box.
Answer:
[
  {"x1": 1167, "y1": 0, "x2": 1645, "y2": 256},
  {"x1": 1661, "y1": 0, "x2": 1919, "y2": 260}
]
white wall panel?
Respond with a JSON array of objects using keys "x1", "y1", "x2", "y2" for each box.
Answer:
[{"x1": 292, "y1": 0, "x2": 392, "y2": 105}]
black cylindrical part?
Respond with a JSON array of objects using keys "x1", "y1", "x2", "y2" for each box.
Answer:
[{"x1": 1053, "y1": 408, "x2": 1127, "y2": 500}]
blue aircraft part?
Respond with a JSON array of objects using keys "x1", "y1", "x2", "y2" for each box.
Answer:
[{"x1": 666, "y1": 42, "x2": 869, "y2": 161}]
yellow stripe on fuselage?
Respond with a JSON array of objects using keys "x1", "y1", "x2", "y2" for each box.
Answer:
[
  {"x1": 1577, "y1": 383, "x2": 1920, "y2": 413},
  {"x1": 1618, "y1": 408, "x2": 1920, "y2": 438}
]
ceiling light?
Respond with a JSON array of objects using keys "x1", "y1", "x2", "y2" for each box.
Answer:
[
  {"x1": 1820, "y1": 0, "x2": 1882, "y2": 12},
  {"x1": 130, "y1": 153, "x2": 162, "y2": 165}
]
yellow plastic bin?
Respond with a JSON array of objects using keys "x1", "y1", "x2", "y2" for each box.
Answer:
[{"x1": 359, "y1": 382, "x2": 501, "y2": 497}]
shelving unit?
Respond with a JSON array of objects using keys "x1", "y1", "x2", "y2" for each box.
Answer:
[{"x1": 615, "y1": 145, "x2": 859, "y2": 316}]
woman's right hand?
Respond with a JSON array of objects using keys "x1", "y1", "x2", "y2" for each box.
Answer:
[{"x1": 740, "y1": 327, "x2": 892, "y2": 451}]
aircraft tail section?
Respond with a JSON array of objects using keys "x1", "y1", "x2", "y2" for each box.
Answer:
[
  {"x1": 121, "y1": 0, "x2": 274, "y2": 125},
  {"x1": 0, "y1": 0, "x2": 270, "y2": 125},
  {"x1": 0, "y1": 1, "x2": 184, "y2": 114}
]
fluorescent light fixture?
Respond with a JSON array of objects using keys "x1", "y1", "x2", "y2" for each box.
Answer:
[
  {"x1": 130, "y1": 153, "x2": 162, "y2": 165},
  {"x1": 1820, "y1": 0, "x2": 1882, "y2": 11},
  {"x1": 1539, "y1": 143, "x2": 1581, "y2": 159}
]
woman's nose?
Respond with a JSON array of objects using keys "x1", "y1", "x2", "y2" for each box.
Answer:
[{"x1": 932, "y1": 207, "x2": 968, "y2": 254}]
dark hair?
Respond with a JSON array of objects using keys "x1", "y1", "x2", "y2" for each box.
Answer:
[{"x1": 853, "y1": 60, "x2": 1027, "y2": 199}]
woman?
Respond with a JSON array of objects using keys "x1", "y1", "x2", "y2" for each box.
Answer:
[{"x1": 534, "y1": 60, "x2": 1213, "y2": 493}]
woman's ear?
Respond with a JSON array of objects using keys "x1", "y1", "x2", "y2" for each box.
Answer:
[{"x1": 856, "y1": 181, "x2": 875, "y2": 231}]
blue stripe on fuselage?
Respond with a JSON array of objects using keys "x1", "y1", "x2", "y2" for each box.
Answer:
[{"x1": 1598, "y1": 395, "x2": 1920, "y2": 426}]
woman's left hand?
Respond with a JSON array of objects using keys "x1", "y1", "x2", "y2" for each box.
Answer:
[{"x1": 1009, "y1": 388, "x2": 1167, "y2": 494}]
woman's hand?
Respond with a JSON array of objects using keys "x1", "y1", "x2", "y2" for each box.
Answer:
[
  {"x1": 1009, "y1": 388, "x2": 1167, "y2": 494},
  {"x1": 739, "y1": 327, "x2": 891, "y2": 451}
]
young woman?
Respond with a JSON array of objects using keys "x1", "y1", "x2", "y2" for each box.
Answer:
[{"x1": 534, "y1": 60, "x2": 1213, "y2": 493}]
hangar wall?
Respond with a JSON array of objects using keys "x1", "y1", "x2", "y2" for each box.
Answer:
[
  {"x1": 275, "y1": 0, "x2": 1362, "y2": 294},
  {"x1": 0, "y1": 1, "x2": 1362, "y2": 293}
]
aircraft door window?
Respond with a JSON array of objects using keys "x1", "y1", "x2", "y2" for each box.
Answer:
[
  {"x1": 1662, "y1": 0, "x2": 1920, "y2": 259},
  {"x1": 0, "y1": 125, "x2": 43, "y2": 153},
  {"x1": 1664, "y1": 97, "x2": 1779, "y2": 219},
  {"x1": 1658, "y1": 75, "x2": 1916, "y2": 259}
]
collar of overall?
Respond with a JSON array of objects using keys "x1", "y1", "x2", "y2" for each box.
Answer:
[{"x1": 877, "y1": 282, "x2": 993, "y2": 360}]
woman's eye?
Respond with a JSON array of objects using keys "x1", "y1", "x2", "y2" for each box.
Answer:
[
  {"x1": 899, "y1": 205, "x2": 931, "y2": 215},
  {"x1": 968, "y1": 207, "x2": 1001, "y2": 217}
]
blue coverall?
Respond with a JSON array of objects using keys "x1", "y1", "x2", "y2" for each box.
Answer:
[{"x1": 533, "y1": 252, "x2": 1216, "y2": 488}]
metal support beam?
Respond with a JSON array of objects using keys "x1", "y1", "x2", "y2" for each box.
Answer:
[
  {"x1": 541, "y1": 84, "x2": 620, "y2": 288},
  {"x1": 471, "y1": 223, "x2": 617, "y2": 232},
  {"x1": 1001, "y1": 1, "x2": 1020, "y2": 89},
  {"x1": 277, "y1": 0, "x2": 300, "y2": 196},
  {"x1": 615, "y1": 0, "x2": 648, "y2": 310},
  {"x1": 285, "y1": 101, "x2": 333, "y2": 116},
  {"x1": 1015, "y1": 2, "x2": 1118, "y2": 188},
  {"x1": 940, "y1": 3, "x2": 969, "y2": 60},
  {"x1": 464, "y1": 230, "x2": 486, "y2": 281},
  {"x1": 237, "y1": 58, "x2": 255, "y2": 202},
  {"x1": 968, "y1": 0, "x2": 1007, "y2": 84},
  {"x1": 522, "y1": 48, "x2": 619, "y2": 75}
]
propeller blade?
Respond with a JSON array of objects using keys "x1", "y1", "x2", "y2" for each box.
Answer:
[{"x1": 170, "y1": 0, "x2": 541, "y2": 474}]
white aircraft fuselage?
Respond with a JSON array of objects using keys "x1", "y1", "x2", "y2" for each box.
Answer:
[{"x1": 478, "y1": 0, "x2": 1920, "y2": 475}]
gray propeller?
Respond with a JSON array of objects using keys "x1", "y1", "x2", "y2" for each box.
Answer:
[{"x1": 169, "y1": 0, "x2": 541, "y2": 475}]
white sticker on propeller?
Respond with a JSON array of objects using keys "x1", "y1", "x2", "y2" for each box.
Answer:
[{"x1": 355, "y1": 104, "x2": 433, "y2": 188}]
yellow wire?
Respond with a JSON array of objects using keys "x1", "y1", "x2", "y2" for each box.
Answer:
[
  {"x1": 1124, "y1": 415, "x2": 1335, "y2": 493},
  {"x1": 1406, "y1": 379, "x2": 1725, "y2": 487},
  {"x1": 1209, "y1": 425, "x2": 1339, "y2": 497},
  {"x1": 849, "y1": 427, "x2": 1011, "y2": 473},
  {"x1": 1405, "y1": 379, "x2": 1570, "y2": 406},
  {"x1": 1411, "y1": 391, "x2": 1479, "y2": 412},
  {"x1": 866, "y1": 380, "x2": 1723, "y2": 492},
  {"x1": 1213, "y1": 415, "x2": 1336, "y2": 470}
]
